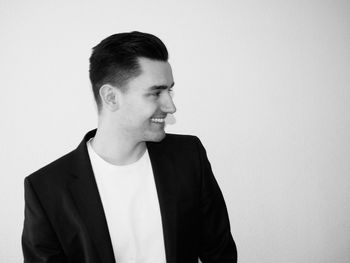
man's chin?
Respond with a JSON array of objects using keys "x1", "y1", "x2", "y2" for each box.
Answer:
[{"x1": 145, "y1": 131, "x2": 166, "y2": 142}]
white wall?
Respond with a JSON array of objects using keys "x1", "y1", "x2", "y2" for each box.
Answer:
[{"x1": 1, "y1": 0, "x2": 349, "y2": 262}]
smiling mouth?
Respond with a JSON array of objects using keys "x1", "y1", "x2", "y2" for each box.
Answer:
[{"x1": 150, "y1": 117, "x2": 165, "y2": 124}]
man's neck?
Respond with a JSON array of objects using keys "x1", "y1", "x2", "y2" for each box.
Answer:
[{"x1": 91, "y1": 126, "x2": 146, "y2": 166}]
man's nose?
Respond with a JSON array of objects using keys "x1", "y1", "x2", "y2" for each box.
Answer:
[{"x1": 161, "y1": 93, "x2": 176, "y2": 114}]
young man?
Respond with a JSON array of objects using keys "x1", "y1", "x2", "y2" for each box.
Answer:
[{"x1": 22, "y1": 31, "x2": 237, "y2": 263}]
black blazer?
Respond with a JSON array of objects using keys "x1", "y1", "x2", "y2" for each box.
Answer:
[{"x1": 22, "y1": 130, "x2": 237, "y2": 263}]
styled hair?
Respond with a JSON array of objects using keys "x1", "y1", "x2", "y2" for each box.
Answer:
[{"x1": 89, "y1": 31, "x2": 169, "y2": 111}]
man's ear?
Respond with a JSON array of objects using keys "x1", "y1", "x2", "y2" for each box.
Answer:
[{"x1": 99, "y1": 84, "x2": 119, "y2": 111}]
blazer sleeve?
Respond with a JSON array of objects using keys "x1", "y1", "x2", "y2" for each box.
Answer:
[
  {"x1": 22, "y1": 177, "x2": 67, "y2": 263},
  {"x1": 195, "y1": 138, "x2": 237, "y2": 263}
]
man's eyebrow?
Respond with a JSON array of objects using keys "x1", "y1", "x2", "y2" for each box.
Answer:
[{"x1": 149, "y1": 82, "x2": 175, "y2": 91}]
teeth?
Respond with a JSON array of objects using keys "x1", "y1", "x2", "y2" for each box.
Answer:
[{"x1": 151, "y1": 118, "x2": 165, "y2": 123}]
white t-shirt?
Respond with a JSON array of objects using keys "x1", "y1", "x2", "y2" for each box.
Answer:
[{"x1": 87, "y1": 139, "x2": 166, "y2": 263}]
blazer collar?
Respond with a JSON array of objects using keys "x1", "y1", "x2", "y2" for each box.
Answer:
[
  {"x1": 147, "y1": 140, "x2": 178, "y2": 263},
  {"x1": 68, "y1": 129, "x2": 116, "y2": 263},
  {"x1": 69, "y1": 129, "x2": 178, "y2": 263}
]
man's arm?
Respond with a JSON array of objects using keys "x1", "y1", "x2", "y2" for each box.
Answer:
[
  {"x1": 22, "y1": 177, "x2": 67, "y2": 263},
  {"x1": 195, "y1": 138, "x2": 238, "y2": 263}
]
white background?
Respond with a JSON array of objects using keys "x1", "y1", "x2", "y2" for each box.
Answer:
[{"x1": 1, "y1": 0, "x2": 349, "y2": 262}]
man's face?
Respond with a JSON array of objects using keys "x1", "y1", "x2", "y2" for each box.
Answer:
[{"x1": 116, "y1": 57, "x2": 176, "y2": 143}]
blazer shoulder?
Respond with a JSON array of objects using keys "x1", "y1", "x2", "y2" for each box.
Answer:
[
  {"x1": 153, "y1": 133, "x2": 205, "y2": 155},
  {"x1": 163, "y1": 133, "x2": 201, "y2": 145},
  {"x1": 25, "y1": 149, "x2": 76, "y2": 185}
]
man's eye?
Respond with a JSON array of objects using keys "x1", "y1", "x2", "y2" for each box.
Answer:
[
  {"x1": 151, "y1": 92, "x2": 161, "y2": 97},
  {"x1": 169, "y1": 89, "x2": 174, "y2": 97}
]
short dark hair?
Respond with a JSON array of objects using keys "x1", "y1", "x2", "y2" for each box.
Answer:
[{"x1": 89, "y1": 31, "x2": 169, "y2": 111}]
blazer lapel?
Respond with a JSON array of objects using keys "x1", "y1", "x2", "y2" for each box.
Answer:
[
  {"x1": 147, "y1": 141, "x2": 178, "y2": 263},
  {"x1": 68, "y1": 130, "x2": 116, "y2": 263}
]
